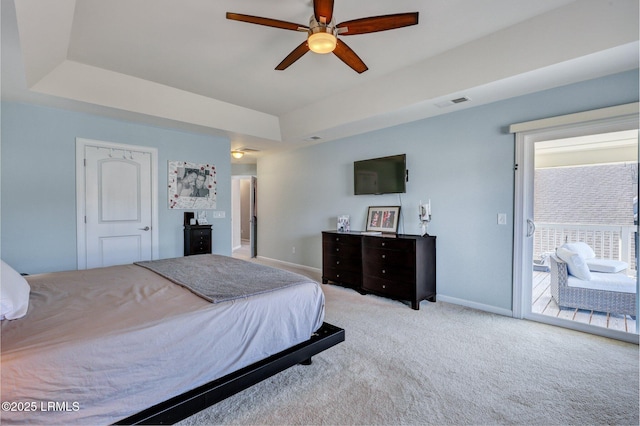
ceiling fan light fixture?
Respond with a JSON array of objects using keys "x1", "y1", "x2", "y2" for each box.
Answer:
[
  {"x1": 231, "y1": 150, "x2": 245, "y2": 159},
  {"x1": 227, "y1": 6, "x2": 419, "y2": 73},
  {"x1": 308, "y1": 31, "x2": 337, "y2": 54}
]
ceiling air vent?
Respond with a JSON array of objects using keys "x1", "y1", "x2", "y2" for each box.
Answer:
[
  {"x1": 435, "y1": 96, "x2": 471, "y2": 108},
  {"x1": 451, "y1": 96, "x2": 470, "y2": 104},
  {"x1": 304, "y1": 136, "x2": 322, "y2": 142}
]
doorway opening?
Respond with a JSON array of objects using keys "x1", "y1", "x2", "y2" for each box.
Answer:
[{"x1": 232, "y1": 176, "x2": 257, "y2": 259}]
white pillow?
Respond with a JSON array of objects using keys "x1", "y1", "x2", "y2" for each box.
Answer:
[
  {"x1": 563, "y1": 242, "x2": 596, "y2": 259},
  {"x1": 556, "y1": 246, "x2": 592, "y2": 281},
  {"x1": 1, "y1": 260, "x2": 30, "y2": 320},
  {"x1": 586, "y1": 258, "x2": 628, "y2": 274}
]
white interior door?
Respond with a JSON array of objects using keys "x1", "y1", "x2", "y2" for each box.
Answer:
[{"x1": 77, "y1": 139, "x2": 158, "y2": 269}]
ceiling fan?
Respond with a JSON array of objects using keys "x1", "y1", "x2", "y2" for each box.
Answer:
[{"x1": 226, "y1": 0, "x2": 419, "y2": 73}]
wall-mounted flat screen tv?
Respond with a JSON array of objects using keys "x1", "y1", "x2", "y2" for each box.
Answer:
[{"x1": 354, "y1": 154, "x2": 407, "y2": 195}]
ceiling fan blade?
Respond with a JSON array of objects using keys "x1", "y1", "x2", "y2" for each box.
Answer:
[
  {"x1": 337, "y1": 12, "x2": 419, "y2": 35},
  {"x1": 275, "y1": 41, "x2": 310, "y2": 71},
  {"x1": 333, "y1": 40, "x2": 368, "y2": 74},
  {"x1": 226, "y1": 12, "x2": 307, "y2": 31},
  {"x1": 313, "y1": 0, "x2": 334, "y2": 24}
]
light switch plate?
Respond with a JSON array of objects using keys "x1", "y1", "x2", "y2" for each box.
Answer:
[
  {"x1": 213, "y1": 211, "x2": 225, "y2": 219},
  {"x1": 497, "y1": 213, "x2": 507, "y2": 225}
]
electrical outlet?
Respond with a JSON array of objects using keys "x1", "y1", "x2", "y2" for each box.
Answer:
[
  {"x1": 497, "y1": 213, "x2": 507, "y2": 225},
  {"x1": 292, "y1": 246, "x2": 296, "y2": 254}
]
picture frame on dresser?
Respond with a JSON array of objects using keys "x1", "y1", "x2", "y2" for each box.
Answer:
[{"x1": 366, "y1": 206, "x2": 400, "y2": 233}]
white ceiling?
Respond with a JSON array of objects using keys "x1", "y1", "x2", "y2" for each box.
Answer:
[
  {"x1": 2, "y1": 0, "x2": 638, "y2": 163},
  {"x1": 536, "y1": 130, "x2": 639, "y2": 168}
]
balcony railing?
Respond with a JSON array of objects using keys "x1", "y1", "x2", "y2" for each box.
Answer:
[{"x1": 533, "y1": 222, "x2": 637, "y2": 274}]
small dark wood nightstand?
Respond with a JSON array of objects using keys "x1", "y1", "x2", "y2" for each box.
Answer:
[{"x1": 184, "y1": 224, "x2": 212, "y2": 256}]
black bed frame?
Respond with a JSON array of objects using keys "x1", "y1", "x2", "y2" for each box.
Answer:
[{"x1": 115, "y1": 322, "x2": 344, "y2": 425}]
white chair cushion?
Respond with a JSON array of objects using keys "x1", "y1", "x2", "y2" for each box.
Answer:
[
  {"x1": 586, "y1": 258, "x2": 628, "y2": 273},
  {"x1": 556, "y1": 246, "x2": 592, "y2": 281},
  {"x1": 567, "y1": 272, "x2": 636, "y2": 293},
  {"x1": 563, "y1": 242, "x2": 596, "y2": 259}
]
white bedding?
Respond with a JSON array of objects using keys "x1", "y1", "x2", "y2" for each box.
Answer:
[{"x1": 0, "y1": 262, "x2": 325, "y2": 425}]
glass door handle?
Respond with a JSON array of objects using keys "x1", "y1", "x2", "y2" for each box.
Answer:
[{"x1": 526, "y1": 219, "x2": 536, "y2": 238}]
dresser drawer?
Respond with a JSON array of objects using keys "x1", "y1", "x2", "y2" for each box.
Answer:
[
  {"x1": 192, "y1": 229, "x2": 210, "y2": 238},
  {"x1": 362, "y1": 257, "x2": 415, "y2": 283},
  {"x1": 190, "y1": 245, "x2": 210, "y2": 255},
  {"x1": 323, "y1": 253, "x2": 361, "y2": 273},
  {"x1": 323, "y1": 233, "x2": 361, "y2": 248},
  {"x1": 323, "y1": 267, "x2": 361, "y2": 287},
  {"x1": 362, "y1": 247, "x2": 415, "y2": 268},
  {"x1": 362, "y1": 237, "x2": 415, "y2": 252},
  {"x1": 363, "y1": 276, "x2": 413, "y2": 300},
  {"x1": 322, "y1": 241, "x2": 361, "y2": 259}
]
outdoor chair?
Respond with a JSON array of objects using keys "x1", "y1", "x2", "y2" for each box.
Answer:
[{"x1": 549, "y1": 254, "x2": 636, "y2": 317}]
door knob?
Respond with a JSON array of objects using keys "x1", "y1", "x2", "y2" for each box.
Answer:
[{"x1": 139, "y1": 226, "x2": 150, "y2": 231}]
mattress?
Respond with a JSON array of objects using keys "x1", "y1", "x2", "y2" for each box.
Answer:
[{"x1": 1, "y1": 260, "x2": 325, "y2": 425}]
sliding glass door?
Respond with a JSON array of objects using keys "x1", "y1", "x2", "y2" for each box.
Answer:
[{"x1": 513, "y1": 107, "x2": 639, "y2": 343}]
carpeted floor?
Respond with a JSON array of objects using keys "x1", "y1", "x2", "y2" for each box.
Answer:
[{"x1": 179, "y1": 262, "x2": 639, "y2": 425}]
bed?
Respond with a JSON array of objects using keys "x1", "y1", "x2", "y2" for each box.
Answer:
[{"x1": 0, "y1": 254, "x2": 344, "y2": 425}]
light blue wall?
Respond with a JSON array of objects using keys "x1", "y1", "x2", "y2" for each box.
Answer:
[
  {"x1": 256, "y1": 69, "x2": 640, "y2": 313},
  {"x1": 1, "y1": 101, "x2": 232, "y2": 274}
]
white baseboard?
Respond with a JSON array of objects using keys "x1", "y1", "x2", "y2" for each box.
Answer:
[
  {"x1": 255, "y1": 256, "x2": 321, "y2": 275},
  {"x1": 257, "y1": 256, "x2": 514, "y2": 317},
  {"x1": 436, "y1": 294, "x2": 513, "y2": 317}
]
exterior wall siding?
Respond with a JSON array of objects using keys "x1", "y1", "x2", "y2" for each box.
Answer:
[
  {"x1": 535, "y1": 163, "x2": 637, "y2": 226},
  {"x1": 533, "y1": 163, "x2": 638, "y2": 269}
]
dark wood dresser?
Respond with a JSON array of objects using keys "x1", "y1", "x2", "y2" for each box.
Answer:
[
  {"x1": 322, "y1": 232, "x2": 363, "y2": 290},
  {"x1": 322, "y1": 231, "x2": 436, "y2": 310},
  {"x1": 184, "y1": 224, "x2": 212, "y2": 256}
]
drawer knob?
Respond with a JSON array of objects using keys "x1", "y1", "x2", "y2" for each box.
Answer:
[
  {"x1": 336, "y1": 260, "x2": 340, "y2": 265},
  {"x1": 336, "y1": 248, "x2": 340, "y2": 252},
  {"x1": 337, "y1": 274, "x2": 340, "y2": 278},
  {"x1": 382, "y1": 269, "x2": 386, "y2": 274},
  {"x1": 336, "y1": 237, "x2": 340, "y2": 241},
  {"x1": 382, "y1": 285, "x2": 386, "y2": 289},
  {"x1": 381, "y1": 242, "x2": 386, "y2": 247},
  {"x1": 382, "y1": 254, "x2": 386, "y2": 259}
]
